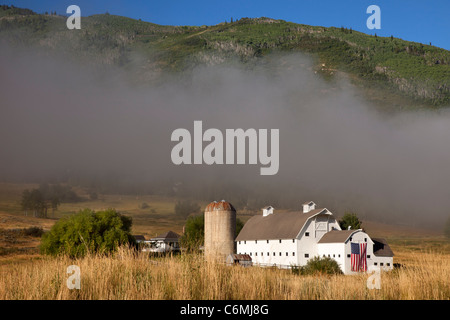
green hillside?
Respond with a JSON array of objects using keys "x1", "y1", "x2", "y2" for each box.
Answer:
[{"x1": 1, "y1": 5, "x2": 449, "y2": 107}]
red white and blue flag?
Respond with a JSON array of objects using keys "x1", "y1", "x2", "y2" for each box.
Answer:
[{"x1": 351, "y1": 243, "x2": 367, "y2": 272}]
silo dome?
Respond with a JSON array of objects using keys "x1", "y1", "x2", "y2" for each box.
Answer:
[{"x1": 204, "y1": 200, "x2": 236, "y2": 260}]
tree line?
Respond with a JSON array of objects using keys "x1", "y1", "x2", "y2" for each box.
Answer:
[{"x1": 21, "y1": 183, "x2": 81, "y2": 218}]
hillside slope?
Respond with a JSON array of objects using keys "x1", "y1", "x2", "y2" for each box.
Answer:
[{"x1": 1, "y1": 5, "x2": 449, "y2": 107}]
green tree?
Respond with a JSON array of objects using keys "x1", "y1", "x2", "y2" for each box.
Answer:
[
  {"x1": 236, "y1": 217, "x2": 244, "y2": 236},
  {"x1": 40, "y1": 208, "x2": 135, "y2": 257},
  {"x1": 179, "y1": 214, "x2": 204, "y2": 251},
  {"x1": 339, "y1": 212, "x2": 362, "y2": 230}
]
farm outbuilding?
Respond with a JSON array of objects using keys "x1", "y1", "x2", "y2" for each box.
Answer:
[
  {"x1": 226, "y1": 254, "x2": 252, "y2": 267},
  {"x1": 133, "y1": 235, "x2": 146, "y2": 243},
  {"x1": 235, "y1": 201, "x2": 394, "y2": 274},
  {"x1": 143, "y1": 230, "x2": 181, "y2": 253}
]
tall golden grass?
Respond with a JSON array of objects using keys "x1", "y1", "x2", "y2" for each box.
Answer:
[{"x1": 0, "y1": 247, "x2": 448, "y2": 300}]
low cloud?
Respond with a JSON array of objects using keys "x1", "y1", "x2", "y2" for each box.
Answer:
[{"x1": 1, "y1": 43, "x2": 449, "y2": 229}]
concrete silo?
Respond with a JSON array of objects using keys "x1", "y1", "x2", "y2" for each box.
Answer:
[{"x1": 204, "y1": 200, "x2": 236, "y2": 260}]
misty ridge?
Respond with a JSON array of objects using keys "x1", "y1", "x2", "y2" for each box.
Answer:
[{"x1": 1, "y1": 41, "x2": 450, "y2": 229}]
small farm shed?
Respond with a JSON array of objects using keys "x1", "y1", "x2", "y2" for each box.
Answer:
[{"x1": 226, "y1": 254, "x2": 252, "y2": 267}]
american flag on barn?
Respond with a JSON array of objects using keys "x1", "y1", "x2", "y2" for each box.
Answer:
[{"x1": 351, "y1": 242, "x2": 367, "y2": 272}]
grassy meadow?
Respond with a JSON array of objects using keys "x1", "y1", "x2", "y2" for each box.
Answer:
[
  {"x1": 0, "y1": 182, "x2": 449, "y2": 300},
  {"x1": 0, "y1": 248, "x2": 448, "y2": 300}
]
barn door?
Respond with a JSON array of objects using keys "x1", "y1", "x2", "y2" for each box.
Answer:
[{"x1": 315, "y1": 216, "x2": 329, "y2": 239}]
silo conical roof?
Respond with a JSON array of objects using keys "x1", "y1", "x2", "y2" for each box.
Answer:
[{"x1": 205, "y1": 200, "x2": 236, "y2": 212}]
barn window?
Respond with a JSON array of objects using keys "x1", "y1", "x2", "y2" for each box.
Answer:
[
  {"x1": 304, "y1": 254, "x2": 309, "y2": 258},
  {"x1": 364, "y1": 238, "x2": 367, "y2": 242},
  {"x1": 347, "y1": 254, "x2": 351, "y2": 258},
  {"x1": 380, "y1": 262, "x2": 384, "y2": 266},
  {"x1": 292, "y1": 252, "x2": 295, "y2": 256},
  {"x1": 255, "y1": 240, "x2": 257, "y2": 244},
  {"x1": 279, "y1": 252, "x2": 282, "y2": 256},
  {"x1": 261, "y1": 252, "x2": 263, "y2": 256},
  {"x1": 333, "y1": 254, "x2": 335, "y2": 258},
  {"x1": 374, "y1": 262, "x2": 377, "y2": 266},
  {"x1": 250, "y1": 252, "x2": 252, "y2": 256},
  {"x1": 273, "y1": 252, "x2": 276, "y2": 256},
  {"x1": 267, "y1": 240, "x2": 269, "y2": 243},
  {"x1": 255, "y1": 252, "x2": 257, "y2": 256},
  {"x1": 244, "y1": 241, "x2": 246, "y2": 244},
  {"x1": 238, "y1": 241, "x2": 241, "y2": 244},
  {"x1": 387, "y1": 263, "x2": 390, "y2": 266},
  {"x1": 267, "y1": 252, "x2": 269, "y2": 256},
  {"x1": 305, "y1": 232, "x2": 310, "y2": 237},
  {"x1": 279, "y1": 239, "x2": 282, "y2": 243},
  {"x1": 367, "y1": 255, "x2": 371, "y2": 259},
  {"x1": 286, "y1": 252, "x2": 288, "y2": 256},
  {"x1": 292, "y1": 239, "x2": 295, "y2": 243},
  {"x1": 338, "y1": 254, "x2": 341, "y2": 258}
]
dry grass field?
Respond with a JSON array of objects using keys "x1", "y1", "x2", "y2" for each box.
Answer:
[
  {"x1": 0, "y1": 248, "x2": 448, "y2": 300},
  {"x1": 0, "y1": 182, "x2": 449, "y2": 300}
]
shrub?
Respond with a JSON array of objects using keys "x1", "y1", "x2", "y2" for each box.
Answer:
[
  {"x1": 40, "y1": 209, "x2": 136, "y2": 257},
  {"x1": 293, "y1": 256, "x2": 343, "y2": 275}
]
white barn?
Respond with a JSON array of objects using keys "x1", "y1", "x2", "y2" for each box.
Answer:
[{"x1": 235, "y1": 201, "x2": 394, "y2": 274}]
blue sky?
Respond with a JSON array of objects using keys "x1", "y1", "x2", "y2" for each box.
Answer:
[{"x1": 8, "y1": 0, "x2": 450, "y2": 50}]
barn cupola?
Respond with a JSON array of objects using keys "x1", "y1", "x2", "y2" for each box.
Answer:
[
  {"x1": 302, "y1": 201, "x2": 316, "y2": 213},
  {"x1": 262, "y1": 206, "x2": 274, "y2": 217}
]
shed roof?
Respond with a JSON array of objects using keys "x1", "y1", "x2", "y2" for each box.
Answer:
[
  {"x1": 229, "y1": 254, "x2": 252, "y2": 261},
  {"x1": 317, "y1": 229, "x2": 356, "y2": 243},
  {"x1": 133, "y1": 235, "x2": 146, "y2": 241},
  {"x1": 235, "y1": 208, "x2": 329, "y2": 241},
  {"x1": 151, "y1": 230, "x2": 180, "y2": 241},
  {"x1": 372, "y1": 238, "x2": 394, "y2": 257}
]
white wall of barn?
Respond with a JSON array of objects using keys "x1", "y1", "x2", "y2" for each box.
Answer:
[
  {"x1": 342, "y1": 231, "x2": 372, "y2": 274},
  {"x1": 371, "y1": 256, "x2": 394, "y2": 272},
  {"x1": 296, "y1": 213, "x2": 341, "y2": 266},
  {"x1": 316, "y1": 242, "x2": 346, "y2": 270},
  {"x1": 236, "y1": 239, "x2": 299, "y2": 267}
]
